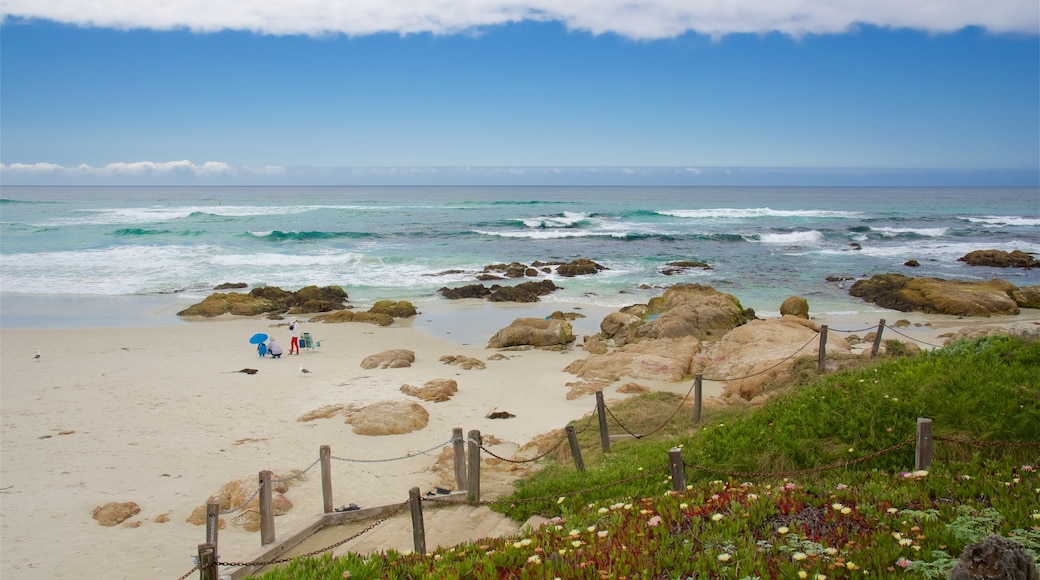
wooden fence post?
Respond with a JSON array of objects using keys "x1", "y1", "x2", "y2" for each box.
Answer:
[
  {"x1": 259, "y1": 470, "x2": 275, "y2": 546},
  {"x1": 453, "y1": 427, "x2": 467, "y2": 491},
  {"x1": 320, "y1": 445, "x2": 333, "y2": 514},
  {"x1": 205, "y1": 499, "x2": 219, "y2": 554},
  {"x1": 871, "y1": 319, "x2": 886, "y2": 358},
  {"x1": 916, "y1": 418, "x2": 933, "y2": 470},
  {"x1": 668, "y1": 447, "x2": 686, "y2": 492},
  {"x1": 818, "y1": 325, "x2": 828, "y2": 372},
  {"x1": 693, "y1": 374, "x2": 703, "y2": 423},
  {"x1": 409, "y1": 487, "x2": 427, "y2": 555},
  {"x1": 467, "y1": 430, "x2": 481, "y2": 503},
  {"x1": 565, "y1": 424, "x2": 585, "y2": 472},
  {"x1": 596, "y1": 391, "x2": 610, "y2": 452},
  {"x1": 198, "y1": 542, "x2": 217, "y2": 580}
]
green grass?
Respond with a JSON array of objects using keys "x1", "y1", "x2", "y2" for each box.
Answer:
[{"x1": 248, "y1": 334, "x2": 1040, "y2": 579}]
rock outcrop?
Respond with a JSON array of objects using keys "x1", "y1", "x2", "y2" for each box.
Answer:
[
  {"x1": 708, "y1": 317, "x2": 850, "y2": 403},
  {"x1": 346, "y1": 401, "x2": 430, "y2": 435},
  {"x1": 564, "y1": 337, "x2": 701, "y2": 383},
  {"x1": 92, "y1": 502, "x2": 141, "y2": 527},
  {"x1": 848, "y1": 274, "x2": 1027, "y2": 317},
  {"x1": 948, "y1": 534, "x2": 1039, "y2": 580},
  {"x1": 601, "y1": 284, "x2": 748, "y2": 346},
  {"x1": 360, "y1": 349, "x2": 416, "y2": 369},
  {"x1": 177, "y1": 285, "x2": 348, "y2": 317},
  {"x1": 779, "y1": 296, "x2": 810, "y2": 319},
  {"x1": 487, "y1": 317, "x2": 575, "y2": 349},
  {"x1": 958, "y1": 249, "x2": 1039, "y2": 269},
  {"x1": 401, "y1": 379, "x2": 458, "y2": 402}
]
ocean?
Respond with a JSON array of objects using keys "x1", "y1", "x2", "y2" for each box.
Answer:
[{"x1": 2, "y1": 186, "x2": 1038, "y2": 338}]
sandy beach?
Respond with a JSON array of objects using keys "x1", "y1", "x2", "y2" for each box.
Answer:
[{"x1": 2, "y1": 303, "x2": 1038, "y2": 579}]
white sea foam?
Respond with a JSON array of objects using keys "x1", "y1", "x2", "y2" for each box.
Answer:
[
  {"x1": 34, "y1": 204, "x2": 374, "y2": 227},
  {"x1": 966, "y1": 215, "x2": 1040, "y2": 227},
  {"x1": 748, "y1": 230, "x2": 825, "y2": 244},
  {"x1": 870, "y1": 226, "x2": 948, "y2": 237},
  {"x1": 659, "y1": 208, "x2": 860, "y2": 219},
  {"x1": 519, "y1": 211, "x2": 590, "y2": 228}
]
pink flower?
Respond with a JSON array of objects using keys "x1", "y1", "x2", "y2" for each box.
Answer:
[
  {"x1": 896, "y1": 557, "x2": 912, "y2": 568},
  {"x1": 648, "y1": 515, "x2": 662, "y2": 527}
]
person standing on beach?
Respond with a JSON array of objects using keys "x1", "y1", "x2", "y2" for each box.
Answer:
[{"x1": 289, "y1": 318, "x2": 301, "y2": 355}]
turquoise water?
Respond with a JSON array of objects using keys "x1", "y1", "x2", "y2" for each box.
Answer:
[{"x1": 2, "y1": 186, "x2": 1038, "y2": 330}]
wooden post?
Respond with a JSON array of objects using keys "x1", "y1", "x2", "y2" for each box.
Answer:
[
  {"x1": 452, "y1": 427, "x2": 467, "y2": 491},
  {"x1": 409, "y1": 487, "x2": 427, "y2": 555},
  {"x1": 259, "y1": 470, "x2": 275, "y2": 546},
  {"x1": 668, "y1": 447, "x2": 686, "y2": 492},
  {"x1": 817, "y1": 325, "x2": 828, "y2": 372},
  {"x1": 596, "y1": 391, "x2": 610, "y2": 452},
  {"x1": 565, "y1": 424, "x2": 585, "y2": 472},
  {"x1": 197, "y1": 542, "x2": 216, "y2": 580},
  {"x1": 205, "y1": 499, "x2": 219, "y2": 553},
  {"x1": 871, "y1": 319, "x2": 886, "y2": 358},
  {"x1": 916, "y1": 418, "x2": 933, "y2": 470},
  {"x1": 466, "y1": 430, "x2": 481, "y2": 503},
  {"x1": 693, "y1": 374, "x2": 703, "y2": 423},
  {"x1": 320, "y1": 445, "x2": 333, "y2": 514}
]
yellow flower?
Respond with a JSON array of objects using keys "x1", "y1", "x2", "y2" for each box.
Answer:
[
  {"x1": 798, "y1": 572, "x2": 808, "y2": 579},
  {"x1": 527, "y1": 555, "x2": 541, "y2": 564},
  {"x1": 717, "y1": 553, "x2": 732, "y2": 562},
  {"x1": 571, "y1": 540, "x2": 582, "y2": 548},
  {"x1": 793, "y1": 552, "x2": 807, "y2": 561},
  {"x1": 597, "y1": 530, "x2": 609, "y2": 538},
  {"x1": 778, "y1": 526, "x2": 790, "y2": 534},
  {"x1": 841, "y1": 507, "x2": 852, "y2": 515},
  {"x1": 711, "y1": 513, "x2": 725, "y2": 522}
]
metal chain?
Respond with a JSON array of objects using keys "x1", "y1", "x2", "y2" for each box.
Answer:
[
  {"x1": 701, "y1": 332, "x2": 820, "y2": 382},
  {"x1": 174, "y1": 564, "x2": 199, "y2": 580},
  {"x1": 272, "y1": 458, "x2": 321, "y2": 484},
  {"x1": 881, "y1": 324, "x2": 945, "y2": 349},
  {"x1": 332, "y1": 437, "x2": 458, "y2": 464},
  {"x1": 828, "y1": 324, "x2": 883, "y2": 334},
  {"x1": 477, "y1": 438, "x2": 566, "y2": 464}
]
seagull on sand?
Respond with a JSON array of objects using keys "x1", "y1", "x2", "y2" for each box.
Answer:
[
  {"x1": 299, "y1": 363, "x2": 311, "y2": 375},
  {"x1": 33, "y1": 349, "x2": 41, "y2": 362}
]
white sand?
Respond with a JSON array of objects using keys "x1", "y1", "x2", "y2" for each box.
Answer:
[{"x1": 2, "y1": 307, "x2": 1037, "y2": 578}]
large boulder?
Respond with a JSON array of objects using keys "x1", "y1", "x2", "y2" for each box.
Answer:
[
  {"x1": 948, "y1": 534, "x2": 1039, "y2": 580},
  {"x1": 488, "y1": 317, "x2": 575, "y2": 348},
  {"x1": 346, "y1": 401, "x2": 430, "y2": 435},
  {"x1": 360, "y1": 349, "x2": 416, "y2": 369},
  {"x1": 92, "y1": 502, "x2": 141, "y2": 527},
  {"x1": 556, "y1": 258, "x2": 607, "y2": 277},
  {"x1": 400, "y1": 379, "x2": 458, "y2": 402},
  {"x1": 849, "y1": 274, "x2": 1022, "y2": 317},
  {"x1": 564, "y1": 337, "x2": 701, "y2": 383},
  {"x1": 604, "y1": 284, "x2": 747, "y2": 346},
  {"x1": 958, "y1": 249, "x2": 1039, "y2": 269},
  {"x1": 310, "y1": 310, "x2": 394, "y2": 326},
  {"x1": 779, "y1": 296, "x2": 810, "y2": 319},
  {"x1": 178, "y1": 285, "x2": 348, "y2": 317},
  {"x1": 706, "y1": 317, "x2": 850, "y2": 398},
  {"x1": 1010, "y1": 285, "x2": 1040, "y2": 309},
  {"x1": 368, "y1": 300, "x2": 418, "y2": 318}
]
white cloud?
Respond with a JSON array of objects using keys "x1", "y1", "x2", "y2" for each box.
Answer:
[
  {"x1": 1, "y1": 0, "x2": 1036, "y2": 39},
  {"x1": 0, "y1": 160, "x2": 280, "y2": 177}
]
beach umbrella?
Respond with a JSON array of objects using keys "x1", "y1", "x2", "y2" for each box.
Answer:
[{"x1": 249, "y1": 333, "x2": 269, "y2": 345}]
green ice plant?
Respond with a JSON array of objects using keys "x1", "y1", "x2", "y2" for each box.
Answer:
[{"x1": 251, "y1": 336, "x2": 1040, "y2": 579}]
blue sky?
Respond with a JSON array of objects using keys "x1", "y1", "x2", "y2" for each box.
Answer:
[{"x1": 1, "y1": 1, "x2": 1038, "y2": 186}]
